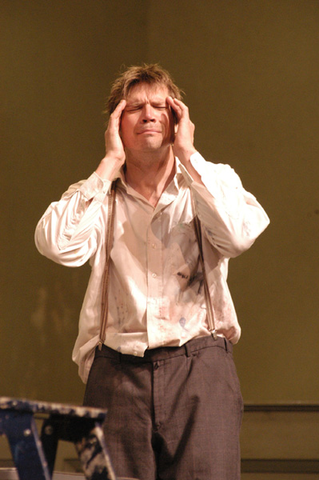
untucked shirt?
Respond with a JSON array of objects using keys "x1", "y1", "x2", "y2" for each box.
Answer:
[{"x1": 35, "y1": 152, "x2": 270, "y2": 383}]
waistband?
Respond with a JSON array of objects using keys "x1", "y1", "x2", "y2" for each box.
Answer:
[{"x1": 95, "y1": 335, "x2": 232, "y2": 364}]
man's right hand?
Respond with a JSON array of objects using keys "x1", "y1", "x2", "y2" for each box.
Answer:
[{"x1": 96, "y1": 99, "x2": 127, "y2": 180}]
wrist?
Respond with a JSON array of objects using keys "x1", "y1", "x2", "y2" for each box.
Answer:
[
  {"x1": 178, "y1": 150, "x2": 203, "y2": 185},
  {"x1": 96, "y1": 155, "x2": 124, "y2": 180},
  {"x1": 174, "y1": 147, "x2": 197, "y2": 164}
]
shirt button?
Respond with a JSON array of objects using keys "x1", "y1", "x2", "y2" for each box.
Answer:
[
  {"x1": 152, "y1": 273, "x2": 157, "y2": 278},
  {"x1": 151, "y1": 243, "x2": 156, "y2": 249}
]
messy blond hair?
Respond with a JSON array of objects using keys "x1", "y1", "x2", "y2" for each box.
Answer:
[{"x1": 106, "y1": 63, "x2": 183, "y2": 116}]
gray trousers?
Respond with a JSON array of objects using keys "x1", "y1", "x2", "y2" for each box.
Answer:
[{"x1": 83, "y1": 335, "x2": 243, "y2": 480}]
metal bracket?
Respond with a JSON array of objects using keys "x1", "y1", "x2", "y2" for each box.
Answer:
[{"x1": 0, "y1": 397, "x2": 117, "y2": 480}]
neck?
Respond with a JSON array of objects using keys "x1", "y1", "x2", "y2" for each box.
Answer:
[{"x1": 124, "y1": 146, "x2": 175, "y2": 207}]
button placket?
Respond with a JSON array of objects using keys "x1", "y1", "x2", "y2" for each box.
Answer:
[{"x1": 146, "y1": 214, "x2": 165, "y2": 347}]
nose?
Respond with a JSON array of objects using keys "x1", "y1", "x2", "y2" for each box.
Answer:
[{"x1": 142, "y1": 104, "x2": 156, "y2": 122}]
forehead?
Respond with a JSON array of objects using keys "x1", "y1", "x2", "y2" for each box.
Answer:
[{"x1": 126, "y1": 83, "x2": 169, "y2": 102}]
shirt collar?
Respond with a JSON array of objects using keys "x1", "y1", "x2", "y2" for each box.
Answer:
[{"x1": 114, "y1": 157, "x2": 186, "y2": 193}]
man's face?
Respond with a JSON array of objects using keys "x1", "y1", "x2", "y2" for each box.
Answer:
[{"x1": 120, "y1": 83, "x2": 175, "y2": 155}]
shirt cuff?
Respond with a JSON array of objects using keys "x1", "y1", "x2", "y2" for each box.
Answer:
[{"x1": 180, "y1": 152, "x2": 245, "y2": 219}]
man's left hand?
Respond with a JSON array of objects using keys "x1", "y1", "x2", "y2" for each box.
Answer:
[{"x1": 166, "y1": 96, "x2": 197, "y2": 163}]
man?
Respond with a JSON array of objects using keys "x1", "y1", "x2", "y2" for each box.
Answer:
[{"x1": 35, "y1": 64, "x2": 269, "y2": 479}]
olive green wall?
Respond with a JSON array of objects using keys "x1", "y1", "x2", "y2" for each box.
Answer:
[
  {"x1": 1, "y1": 0, "x2": 318, "y2": 405},
  {"x1": 0, "y1": 0, "x2": 148, "y2": 403}
]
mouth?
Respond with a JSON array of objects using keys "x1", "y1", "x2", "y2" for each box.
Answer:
[{"x1": 138, "y1": 129, "x2": 161, "y2": 135}]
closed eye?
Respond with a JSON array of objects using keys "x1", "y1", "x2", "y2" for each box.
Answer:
[
  {"x1": 125, "y1": 105, "x2": 143, "y2": 112},
  {"x1": 125, "y1": 103, "x2": 167, "y2": 112}
]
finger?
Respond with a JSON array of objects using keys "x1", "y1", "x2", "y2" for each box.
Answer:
[
  {"x1": 172, "y1": 98, "x2": 190, "y2": 120},
  {"x1": 171, "y1": 97, "x2": 187, "y2": 108},
  {"x1": 169, "y1": 97, "x2": 190, "y2": 119},
  {"x1": 166, "y1": 96, "x2": 182, "y2": 119},
  {"x1": 112, "y1": 99, "x2": 127, "y2": 120},
  {"x1": 107, "y1": 101, "x2": 126, "y2": 134}
]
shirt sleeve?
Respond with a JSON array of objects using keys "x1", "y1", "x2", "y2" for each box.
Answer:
[
  {"x1": 178, "y1": 152, "x2": 270, "y2": 258},
  {"x1": 34, "y1": 172, "x2": 111, "y2": 266}
]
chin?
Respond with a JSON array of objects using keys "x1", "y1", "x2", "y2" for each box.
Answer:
[{"x1": 141, "y1": 139, "x2": 165, "y2": 150}]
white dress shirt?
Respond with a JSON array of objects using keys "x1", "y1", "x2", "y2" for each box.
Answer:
[{"x1": 35, "y1": 152, "x2": 269, "y2": 383}]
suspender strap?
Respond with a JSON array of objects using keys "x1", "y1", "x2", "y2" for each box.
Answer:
[
  {"x1": 192, "y1": 199, "x2": 218, "y2": 340},
  {"x1": 98, "y1": 180, "x2": 117, "y2": 350}
]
